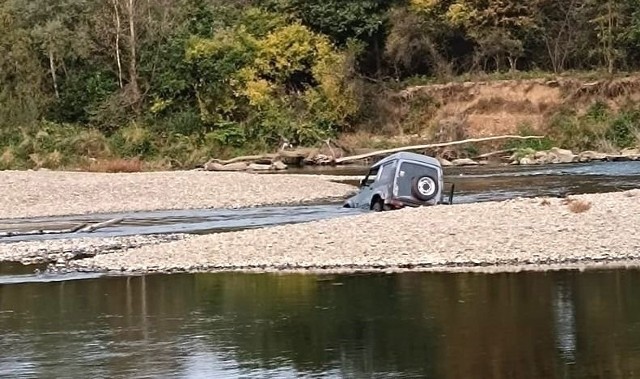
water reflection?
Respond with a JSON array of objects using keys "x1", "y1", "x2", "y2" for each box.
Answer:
[{"x1": 2, "y1": 271, "x2": 640, "y2": 378}]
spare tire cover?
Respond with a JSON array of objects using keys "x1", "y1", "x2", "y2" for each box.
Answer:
[{"x1": 411, "y1": 176, "x2": 438, "y2": 201}]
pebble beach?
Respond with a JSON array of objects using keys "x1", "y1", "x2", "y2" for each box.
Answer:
[
  {"x1": 0, "y1": 170, "x2": 356, "y2": 219},
  {"x1": 70, "y1": 190, "x2": 640, "y2": 274},
  {"x1": 2, "y1": 170, "x2": 640, "y2": 274}
]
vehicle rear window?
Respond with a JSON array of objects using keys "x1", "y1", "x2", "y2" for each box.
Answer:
[
  {"x1": 379, "y1": 161, "x2": 397, "y2": 183},
  {"x1": 396, "y1": 161, "x2": 439, "y2": 197}
]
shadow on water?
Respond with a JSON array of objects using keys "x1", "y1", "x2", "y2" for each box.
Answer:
[{"x1": 2, "y1": 270, "x2": 640, "y2": 378}]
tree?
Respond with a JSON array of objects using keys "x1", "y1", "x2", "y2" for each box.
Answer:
[
  {"x1": 385, "y1": 6, "x2": 454, "y2": 79},
  {"x1": 587, "y1": 0, "x2": 625, "y2": 74},
  {"x1": 264, "y1": 0, "x2": 397, "y2": 75},
  {"x1": 538, "y1": 0, "x2": 587, "y2": 73},
  {"x1": 0, "y1": 2, "x2": 48, "y2": 125},
  {"x1": 445, "y1": 0, "x2": 541, "y2": 72}
]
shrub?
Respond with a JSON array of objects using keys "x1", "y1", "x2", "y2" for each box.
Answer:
[
  {"x1": 607, "y1": 108, "x2": 640, "y2": 148},
  {"x1": 505, "y1": 123, "x2": 553, "y2": 151},
  {"x1": 86, "y1": 158, "x2": 143, "y2": 173},
  {"x1": 566, "y1": 199, "x2": 592, "y2": 214},
  {"x1": 109, "y1": 123, "x2": 157, "y2": 157}
]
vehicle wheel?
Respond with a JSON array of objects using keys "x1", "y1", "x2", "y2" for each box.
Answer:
[
  {"x1": 371, "y1": 199, "x2": 384, "y2": 212},
  {"x1": 411, "y1": 176, "x2": 438, "y2": 202}
]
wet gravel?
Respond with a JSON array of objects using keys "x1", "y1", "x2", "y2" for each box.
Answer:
[
  {"x1": 0, "y1": 170, "x2": 356, "y2": 219},
  {"x1": 68, "y1": 190, "x2": 640, "y2": 274},
  {"x1": 0, "y1": 234, "x2": 191, "y2": 266}
]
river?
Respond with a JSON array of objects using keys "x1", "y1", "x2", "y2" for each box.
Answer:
[{"x1": 2, "y1": 270, "x2": 640, "y2": 378}]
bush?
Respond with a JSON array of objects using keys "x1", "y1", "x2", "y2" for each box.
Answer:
[
  {"x1": 109, "y1": 124, "x2": 157, "y2": 157},
  {"x1": 544, "y1": 102, "x2": 640, "y2": 152},
  {"x1": 607, "y1": 108, "x2": 640, "y2": 148},
  {"x1": 505, "y1": 123, "x2": 553, "y2": 151}
]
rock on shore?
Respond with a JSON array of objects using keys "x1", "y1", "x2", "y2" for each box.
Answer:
[
  {"x1": 71, "y1": 190, "x2": 640, "y2": 274},
  {"x1": 0, "y1": 170, "x2": 356, "y2": 219}
]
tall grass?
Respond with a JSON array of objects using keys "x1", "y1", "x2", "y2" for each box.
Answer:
[{"x1": 0, "y1": 119, "x2": 266, "y2": 171}]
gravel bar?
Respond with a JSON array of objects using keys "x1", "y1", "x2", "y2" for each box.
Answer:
[
  {"x1": 70, "y1": 190, "x2": 640, "y2": 274},
  {"x1": 1, "y1": 234, "x2": 191, "y2": 266},
  {"x1": 0, "y1": 170, "x2": 356, "y2": 219}
]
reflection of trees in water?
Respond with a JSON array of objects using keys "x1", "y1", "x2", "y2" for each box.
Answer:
[
  {"x1": 0, "y1": 274, "x2": 198, "y2": 377},
  {"x1": 553, "y1": 277, "x2": 576, "y2": 364},
  {"x1": 192, "y1": 273, "x2": 439, "y2": 377},
  {"x1": 407, "y1": 272, "x2": 561, "y2": 379},
  {"x1": 568, "y1": 270, "x2": 640, "y2": 378},
  {"x1": 4, "y1": 270, "x2": 640, "y2": 377}
]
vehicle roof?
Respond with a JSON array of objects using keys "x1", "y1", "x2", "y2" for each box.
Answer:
[{"x1": 371, "y1": 152, "x2": 441, "y2": 168}]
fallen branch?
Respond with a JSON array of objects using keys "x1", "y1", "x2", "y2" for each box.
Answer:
[
  {"x1": 78, "y1": 218, "x2": 124, "y2": 233},
  {"x1": 335, "y1": 135, "x2": 546, "y2": 164},
  {"x1": 473, "y1": 148, "x2": 517, "y2": 160},
  {"x1": 0, "y1": 223, "x2": 88, "y2": 238},
  {"x1": 209, "y1": 154, "x2": 277, "y2": 165},
  {"x1": 207, "y1": 149, "x2": 316, "y2": 166}
]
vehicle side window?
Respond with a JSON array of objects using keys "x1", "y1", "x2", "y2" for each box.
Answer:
[
  {"x1": 379, "y1": 161, "x2": 397, "y2": 183},
  {"x1": 363, "y1": 167, "x2": 379, "y2": 186}
]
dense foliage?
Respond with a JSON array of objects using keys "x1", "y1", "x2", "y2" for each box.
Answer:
[{"x1": 2, "y1": 0, "x2": 640, "y2": 168}]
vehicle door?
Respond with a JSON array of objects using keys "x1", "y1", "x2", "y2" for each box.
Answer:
[{"x1": 353, "y1": 166, "x2": 380, "y2": 209}]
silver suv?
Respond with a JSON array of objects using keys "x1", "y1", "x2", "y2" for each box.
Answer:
[{"x1": 343, "y1": 152, "x2": 453, "y2": 211}]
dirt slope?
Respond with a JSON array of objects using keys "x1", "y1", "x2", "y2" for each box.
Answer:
[{"x1": 393, "y1": 76, "x2": 640, "y2": 139}]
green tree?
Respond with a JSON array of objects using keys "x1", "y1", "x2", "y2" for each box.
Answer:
[{"x1": 445, "y1": 0, "x2": 541, "y2": 72}]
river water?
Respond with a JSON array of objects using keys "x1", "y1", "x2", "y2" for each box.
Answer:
[
  {"x1": 2, "y1": 161, "x2": 640, "y2": 378},
  {"x1": 2, "y1": 270, "x2": 640, "y2": 378}
]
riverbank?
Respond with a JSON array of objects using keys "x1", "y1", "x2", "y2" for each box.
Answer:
[
  {"x1": 0, "y1": 170, "x2": 356, "y2": 219},
  {"x1": 59, "y1": 190, "x2": 640, "y2": 274}
]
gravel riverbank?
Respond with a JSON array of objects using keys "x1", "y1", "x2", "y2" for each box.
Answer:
[
  {"x1": 0, "y1": 170, "x2": 356, "y2": 219},
  {"x1": 0, "y1": 234, "x2": 191, "y2": 265},
  {"x1": 68, "y1": 190, "x2": 640, "y2": 274}
]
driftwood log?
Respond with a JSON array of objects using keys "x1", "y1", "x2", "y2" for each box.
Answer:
[
  {"x1": 472, "y1": 148, "x2": 517, "y2": 160},
  {"x1": 202, "y1": 135, "x2": 546, "y2": 170},
  {"x1": 335, "y1": 135, "x2": 546, "y2": 164},
  {"x1": 0, "y1": 223, "x2": 88, "y2": 238},
  {"x1": 0, "y1": 217, "x2": 125, "y2": 239},
  {"x1": 78, "y1": 218, "x2": 124, "y2": 233}
]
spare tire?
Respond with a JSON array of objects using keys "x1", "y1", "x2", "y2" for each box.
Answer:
[{"x1": 411, "y1": 176, "x2": 438, "y2": 202}]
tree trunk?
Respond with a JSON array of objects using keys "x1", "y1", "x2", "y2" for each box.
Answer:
[
  {"x1": 606, "y1": 0, "x2": 614, "y2": 75},
  {"x1": 48, "y1": 49, "x2": 59, "y2": 98},
  {"x1": 508, "y1": 56, "x2": 517, "y2": 72},
  {"x1": 126, "y1": 0, "x2": 140, "y2": 104},
  {"x1": 113, "y1": 0, "x2": 124, "y2": 89}
]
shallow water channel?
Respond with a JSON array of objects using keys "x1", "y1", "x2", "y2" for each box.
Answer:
[
  {"x1": 2, "y1": 269, "x2": 640, "y2": 378},
  {"x1": 2, "y1": 161, "x2": 640, "y2": 242}
]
